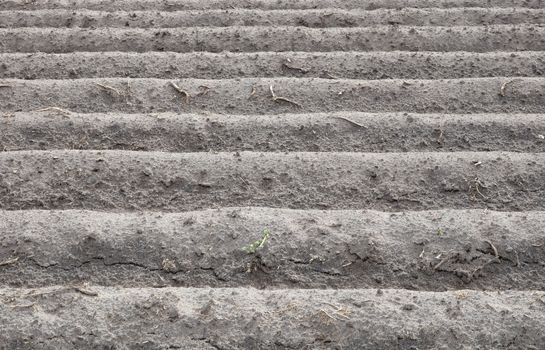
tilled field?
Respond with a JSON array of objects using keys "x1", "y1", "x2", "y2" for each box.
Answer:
[{"x1": 1, "y1": 1, "x2": 545, "y2": 349}]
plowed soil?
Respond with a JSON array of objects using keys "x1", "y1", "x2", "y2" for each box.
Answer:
[{"x1": 1, "y1": 1, "x2": 545, "y2": 349}]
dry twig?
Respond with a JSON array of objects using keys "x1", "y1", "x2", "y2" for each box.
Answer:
[
  {"x1": 437, "y1": 128, "x2": 444, "y2": 144},
  {"x1": 468, "y1": 258, "x2": 497, "y2": 281},
  {"x1": 249, "y1": 85, "x2": 257, "y2": 98},
  {"x1": 0, "y1": 256, "x2": 19, "y2": 266},
  {"x1": 10, "y1": 303, "x2": 35, "y2": 309},
  {"x1": 269, "y1": 85, "x2": 302, "y2": 108},
  {"x1": 468, "y1": 177, "x2": 487, "y2": 200},
  {"x1": 282, "y1": 59, "x2": 309, "y2": 73},
  {"x1": 96, "y1": 82, "x2": 121, "y2": 95},
  {"x1": 334, "y1": 116, "x2": 366, "y2": 128},
  {"x1": 170, "y1": 81, "x2": 190, "y2": 104},
  {"x1": 321, "y1": 302, "x2": 351, "y2": 320},
  {"x1": 196, "y1": 85, "x2": 210, "y2": 96},
  {"x1": 34, "y1": 107, "x2": 71, "y2": 116},
  {"x1": 318, "y1": 309, "x2": 341, "y2": 321},
  {"x1": 434, "y1": 254, "x2": 451, "y2": 270},
  {"x1": 322, "y1": 302, "x2": 343, "y2": 311},
  {"x1": 419, "y1": 248, "x2": 425, "y2": 259},
  {"x1": 484, "y1": 240, "x2": 499, "y2": 259},
  {"x1": 499, "y1": 80, "x2": 516, "y2": 97},
  {"x1": 514, "y1": 249, "x2": 520, "y2": 268},
  {"x1": 73, "y1": 286, "x2": 98, "y2": 296}
]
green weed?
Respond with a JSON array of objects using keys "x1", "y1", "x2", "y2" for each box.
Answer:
[{"x1": 243, "y1": 228, "x2": 271, "y2": 254}]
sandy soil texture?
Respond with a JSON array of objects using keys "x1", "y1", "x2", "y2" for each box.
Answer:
[
  {"x1": 2, "y1": 52, "x2": 545, "y2": 79},
  {"x1": 1, "y1": 150, "x2": 545, "y2": 211},
  {"x1": 2, "y1": 78, "x2": 545, "y2": 114},
  {"x1": 2, "y1": 26, "x2": 545, "y2": 53},
  {"x1": 2, "y1": 0, "x2": 544, "y2": 10},
  {"x1": 1, "y1": 287, "x2": 544, "y2": 349},
  {"x1": 3, "y1": 8, "x2": 545, "y2": 28},
  {"x1": 1, "y1": 112, "x2": 544, "y2": 152},
  {"x1": 1, "y1": 1, "x2": 544, "y2": 349},
  {"x1": 1, "y1": 209, "x2": 544, "y2": 290}
]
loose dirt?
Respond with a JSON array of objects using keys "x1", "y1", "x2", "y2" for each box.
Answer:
[
  {"x1": 2, "y1": 112, "x2": 544, "y2": 152},
  {"x1": 2, "y1": 78, "x2": 545, "y2": 114},
  {"x1": 3, "y1": 8, "x2": 545, "y2": 28},
  {"x1": 2, "y1": 0, "x2": 544, "y2": 10},
  {"x1": 1, "y1": 1, "x2": 544, "y2": 348},
  {"x1": 1, "y1": 208, "x2": 544, "y2": 290},
  {"x1": 2, "y1": 51, "x2": 545, "y2": 79},
  {"x1": 1, "y1": 287, "x2": 544, "y2": 349},
  {"x1": 2, "y1": 26, "x2": 545, "y2": 53},
  {"x1": 1, "y1": 150, "x2": 545, "y2": 211}
]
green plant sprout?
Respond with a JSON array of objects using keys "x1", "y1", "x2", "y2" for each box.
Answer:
[{"x1": 243, "y1": 228, "x2": 271, "y2": 254}]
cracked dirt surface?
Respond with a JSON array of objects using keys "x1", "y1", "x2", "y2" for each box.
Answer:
[{"x1": 1, "y1": 209, "x2": 544, "y2": 290}]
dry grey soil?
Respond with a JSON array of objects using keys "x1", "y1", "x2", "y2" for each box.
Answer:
[{"x1": 1, "y1": 1, "x2": 545, "y2": 349}]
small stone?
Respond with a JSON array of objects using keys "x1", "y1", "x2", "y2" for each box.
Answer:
[{"x1": 142, "y1": 167, "x2": 153, "y2": 176}]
